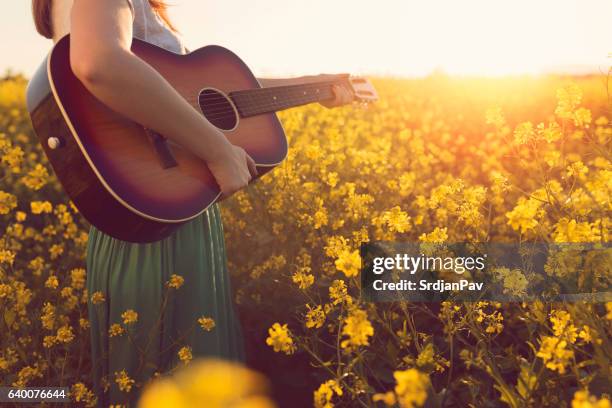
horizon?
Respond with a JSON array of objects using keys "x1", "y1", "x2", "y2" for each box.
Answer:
[{"x1": 0, "y1": 0, "x2": 610, "y2": 79}]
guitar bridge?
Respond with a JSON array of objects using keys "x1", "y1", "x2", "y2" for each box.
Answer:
[{"x1": 144, "y1": 128, "x2": 178, "y2": 169}]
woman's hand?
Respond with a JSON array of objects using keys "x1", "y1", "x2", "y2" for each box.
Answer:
[
  {"x1": 207, "y1": 141, "x2": 258, "y2": 200},
  {"x1": 315, "y1": 74, "x2": 354, "y2": 108}
]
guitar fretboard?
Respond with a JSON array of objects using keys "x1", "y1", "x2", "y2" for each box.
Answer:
[{"x1": 230, "y1": 81, "x2": 336, "y2": 117}]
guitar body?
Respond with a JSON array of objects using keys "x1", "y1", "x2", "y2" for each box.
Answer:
[{"x1": 26, "y1": 36, "x2": 287, "y2": 242}]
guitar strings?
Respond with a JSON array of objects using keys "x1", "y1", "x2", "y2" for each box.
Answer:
[
  {"x1": 198, "y1": 93, "x2": 335, "y2": 121},
  {"x1": 189, "y1": 81, "x2": 337, "y2": 106},
  {"x1": 191, "y1": 91, "x2": 334, "y2": 111},
  {"x1": 201, "y1": 90, "x2": 332, "y2": 112},
  {"x1": 192, "y1": 89, "x2": 336, "y2": 119},
  {"x1": 201, "y1": 92, "x2": 333, "y2": 120},
  {"x1": 183, "y1": 81, "x2": 339, "y2": 121}
]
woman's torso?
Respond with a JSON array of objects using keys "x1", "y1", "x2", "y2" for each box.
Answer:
[{"x1": 50, "y1": 0, "x2": 185, "y2": 54}]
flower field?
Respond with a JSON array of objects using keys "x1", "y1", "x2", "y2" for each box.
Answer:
[{"x1": 0, "y1": 72, "x2": 610, "y2": 407}]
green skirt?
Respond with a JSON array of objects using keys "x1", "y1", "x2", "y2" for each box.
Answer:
[{"x1": 86, "y1": 203, "x2": 244, "y2": 406}]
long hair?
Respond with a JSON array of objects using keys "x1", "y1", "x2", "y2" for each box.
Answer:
[{"x1": 32, "y1": 0, "x2": 176, "y2": 39}]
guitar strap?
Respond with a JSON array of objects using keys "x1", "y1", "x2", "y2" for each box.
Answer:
[{"x1": 144, "y1": 128, "x2": 178, "y2": 169}]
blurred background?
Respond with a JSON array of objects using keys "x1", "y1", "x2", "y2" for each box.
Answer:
[{"x1": 1, "y1": 0, "x2": 610, "y2": 78}]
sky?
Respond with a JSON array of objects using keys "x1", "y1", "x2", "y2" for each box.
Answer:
[{"x1": 0, "y1": 0, "x2": 610, "y2": 78}]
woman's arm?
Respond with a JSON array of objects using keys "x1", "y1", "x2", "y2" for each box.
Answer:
[
  {"x1": 257, "y1": 74, "x2": 354, "y2": 108},
  {"x1": 69, "y1": 0, "x2": 256, "y2": 197}
]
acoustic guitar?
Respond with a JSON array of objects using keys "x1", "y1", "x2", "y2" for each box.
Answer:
[{"x1": 26, "y1": 35, "x2": 378, "y2": 243}]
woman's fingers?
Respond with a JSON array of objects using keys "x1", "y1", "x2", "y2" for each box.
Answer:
[
  {"x1": 325, "y1": 84, "x2": 353, "y2": 107},
  {"x1": 210, "y1": 145, "x2": 257, "y2": 202}
]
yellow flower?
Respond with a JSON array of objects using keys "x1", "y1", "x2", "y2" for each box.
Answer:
[
  {"x1": 540, "y1": 122, "x2": 562, "y2": 143},
  {"x1": 71, "y1": 382, "x2": 96, "y2": 406},
  {"x1": 292, "y1": 266, "x2": 315, "y2": 290},
  {"x1": 381, "y1": 206, "x2": 411, "y2": 233},
  {"x1": 56, "y1": 325, "x2": 75, "y2": 343},
  {"x1": 505, "y1": 197, "x2": 542, "y2": 233},
  {"x1": 325, "y1": 235, "x2": 350, "y2": 259},
  {"x1": 566, "y1": 161, "x2": 589, "y2": 180},
  {"x1": 313, "y1": 198, "x2": 329, "y2": 229},
  {"x1": 49, "y1": 244, "x2": 64, "y2": 260},
  {"x1": 553, "y1": 218, "x2": 601, "y2": 242},
  {"x1": 21, "y1": 163, "x2": 49, "y2": 190},
  {"x1": 325, "y1": 172, "x2": 339, "y2": 187},
  {"x1": 372, "y1": 391, "x2": 397, "y2": 406},
  {"x1": 139, "y1": 379, "x2": 186, "y2": 408},
  {"x1": 513, "y1": 122, "x2": 535, "y2": 144},
  {"x1": 550, "y1": 310, "x2": 577, "y2": 343},
  {"x1": 475, "y1": 302, "x2": 504, "y2": 334},
  {"x1": 305, "y1": 304, "x2": 325, "y2": 329},
  {"x1": 30, "y1": 200, "x2": 53, "y2": 214},
  {"x1": 334, "y1": 249, "x2": 361, "y2": 278},
  {"x1": 114, "y1": 370, "x2": 135, "y2": 392},
  {"x1": 572, "y1": 389, "x2": 611, "y2": 408},
  {"x1": 121, "y1": 309, "x2": 138, "y2": 325},
  {"x1": 340, "y1": 308, "x2": 374, "y2": 350},
  {"x1": 139, "y1": 359, "x2": 273, "y2": 408},
  {"x1": 40, "y1": 302, "x2": 55, "y2": 330},
  {"x1": 555, "y1": 83, "x2": 582, "y2": 119},
  {"x1": 398, "y1": 172, "x2": 416, "y2": 197},
  {"x1": 313, "y1": 379, "x2": 343, "y2": 408},
  {"x1": 166, "y1": 274, "x2": 185, "y2": 289},
  {"x1": 70, "y1": 268, "x2": 86, "y2": 290},
  {"x1": 109, "y1": 324, "x2": 125, "y2": 337},
  {"x1": 0, "y1": 249, "x2": 16, "y2": 265},
  {"x1": 573, "y1": 107, "x2": 592, "y2": 127},
  {"x1": 44, "y1": 275, "x2": 59, "y2": 289},
  {"x1": 79, "y1": 318, "x2": 90, "y2": 329},
  {"x1": 0, "y1": 283, "x2": 13, "y2": 299},
  {"x1": 266, "y1": 323, "x2": 296, "y2": 355},
  {"x1": 536, "y1": 336, "x2": 574, "y2": 374},
  {"x1": 578, "y1": 325, "x2": 593, "y2": 344},
  {"x1": 329, "y1": 279, "x2": 351, "y2": 306},
  {"x1": 90, "y1": 291, "x2": 106, "y2": 305},
  {"x1": 43, "y1": 335, "x2": 57, "y2": 348},
  {"x1": 0, "y1": 190, "x2": 17, "y2": 214},
  {"x1": 2, "y1": 145, "x2": 24, "y2": 173},
  {"x1": 419, "y1": 227, "x2": 448, "y2": 243},
  {"x1": 416, "y1": 343, "x2": 435, "y2": 368},
  {"x1": 198, "y1": 317, "x2": 216, "y2": 332},
  {"x1": 494, "y1": 268, "x2": 528, "y2": 297},
  {"x1": 28, "y1": 256, "x2": 45, "y2": 275},
  {"x1": 394, "y1": 368, "x2": 429, "y2": 408},
  {"x1": 178, "y1": 346, "x2": 192, "y2": 364}
]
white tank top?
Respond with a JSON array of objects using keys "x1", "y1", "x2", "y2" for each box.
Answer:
[
  {"x1": 128, "y1": 0, "x2": 185, "y2": 54},
  {"x1": 51, "y1": 0, "x2": 185, "y2": 54}
]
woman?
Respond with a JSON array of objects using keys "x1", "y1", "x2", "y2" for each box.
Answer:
[{"x1": 32, "y1": 0, "x2": 353, "y2": 405}]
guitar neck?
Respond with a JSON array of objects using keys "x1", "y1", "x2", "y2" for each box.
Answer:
[{"x1": 229, "y1": 80, "x2": 338, "y2": 117}]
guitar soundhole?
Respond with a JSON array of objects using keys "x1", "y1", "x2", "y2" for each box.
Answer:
[{"x1": 198, "y1": 88, "x2": 238, "y2": 131}]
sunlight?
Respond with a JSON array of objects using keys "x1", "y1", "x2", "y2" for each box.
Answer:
[
  {"x1": 0, "y1": 0, "x2": 610, "y2": 77},
  {"x1": 170, "y1": 0, "x2": 611, "y2": 77}
]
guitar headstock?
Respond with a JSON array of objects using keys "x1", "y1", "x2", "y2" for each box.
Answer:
[{"x1": 348, "y1": 76, "x2": 378, "y2": 103}]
